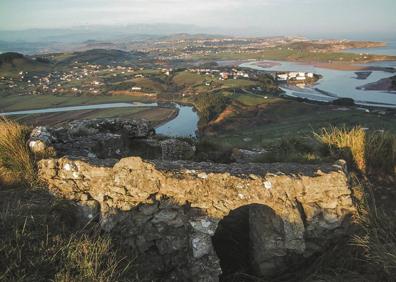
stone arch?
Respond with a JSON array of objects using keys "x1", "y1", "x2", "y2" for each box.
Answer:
[
  {"x1": 212, "y1": 204, "x2": 306, "y2": 281},
  {"x1": 37, "y1": 146, "x2": 356, "y2": 281},
  {"x1": 212, "y1": 204, "x2": 253, "y2": 278}
]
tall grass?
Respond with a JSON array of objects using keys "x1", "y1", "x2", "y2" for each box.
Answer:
[
  {"x1": 353, "y1": 184, "x2": 396, "y2": 278},
  {"x1": 55, "y1": 234, "x2": 131, "y2": 282},
  {"x1": 315, "y1": 127, "x2": 366, "y2": 171},
  {"x1": 315, "y1": 126, "x2": 396, "y2": 177},
  {"x1": 0, "y1": 188, "x2": 134, "y2": 282},
  {"x1": 0, "y1": 118, "x2": 36, "y2": 185}
]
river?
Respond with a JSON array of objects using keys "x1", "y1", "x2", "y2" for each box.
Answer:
[
  {"x1": 156, "y1": 104, "x2": 199, "y2": 137},
  {"x1": 0, "y1": 102, "x2": 199, "y2": 137}
]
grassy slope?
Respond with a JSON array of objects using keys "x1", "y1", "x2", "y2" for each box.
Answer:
[
  {"x1": 0, "y1": 53, "x2": 51, "y2": 77},
  {"x1": 0, "y1": 118, "x2": 395, "y2": 281},
  {"x1": 202, "y1": 93, "x2": 396, "y2": 148},
  {"x1": 172, "y1": 71, "x2": 207, "y2": 87}
]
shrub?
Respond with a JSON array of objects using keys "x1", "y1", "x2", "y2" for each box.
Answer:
[
  {"x1": 257, "y1": 136, "x2": 325, "y2": 164},
  {"x1": 0, "y1": 118, "x2": 36, "y2": 186},
  {"x1": 193, "y1": 92, "x2": 230, "y2": 126}
]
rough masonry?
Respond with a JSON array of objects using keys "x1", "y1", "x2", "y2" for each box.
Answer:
[{"x1": 32, "y1": 119, "x2": 357, "y2": 281}]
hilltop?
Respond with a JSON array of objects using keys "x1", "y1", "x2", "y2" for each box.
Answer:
[
  {"x1": 54, "y1": 49, "x2": 150, "y2": 67},
  {"x1": 0, "y1": 118, "x2": 395, "y2": 281},
  {"x1": 0, "y1": 52, "x2": 50, "y2": 75}
]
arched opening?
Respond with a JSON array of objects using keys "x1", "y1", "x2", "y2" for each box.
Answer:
[
  {"x1": 212, "y1": 205, "x2": 253, "y2": 280},
  {"x1": 212, "y1": 204, "x2": 294, "y2": 281}
]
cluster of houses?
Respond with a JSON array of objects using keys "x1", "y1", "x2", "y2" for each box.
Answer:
[
  {"x1": 219, "y1": 70, "x2": 250, "y2": 80},
  {"x1": 276, "y1": 72, "x2": 314, "y2": 82},
  {"x1": 1, "y1": 62, "x2": 177, "y2": 97},
  {"x1": 189, "y1": 68, "x2": 250, "y2": 80},
  {"x1": 1, "y1": 64, "x2": 143, "y2": 96},
  {"x1": 189, "y1": 68, "x2": 220, "y2": 75}
]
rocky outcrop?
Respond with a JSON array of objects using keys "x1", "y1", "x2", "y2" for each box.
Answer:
[
  {"x1": 38, "y1": 155, "x2": 355, "y2": 280},
  {"x1": 160, "y1": 139, "x2": 196, "y2": 161},
  {"x1": 231, "y1": 148, "x2": 269, "y2": 163}
]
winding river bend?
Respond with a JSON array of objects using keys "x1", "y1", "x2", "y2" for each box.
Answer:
[
  {"x1": 0, "y1": 102, "x2": 199, "y2": 137},
  {"x1": 241, "y1": 60, "x2": 396, "y2": 108}
]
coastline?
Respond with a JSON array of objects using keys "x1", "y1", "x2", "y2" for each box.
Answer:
[{"x1": 250, "y1": 60, "x2": 396, "y2": 72}]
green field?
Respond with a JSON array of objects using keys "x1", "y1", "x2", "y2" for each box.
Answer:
[
  {"x1": 0, "y1": 94, "x2": 144, "y2": 112},
  {"x1": 11, "y1": 106, "x2": 177, "y2": 127},
  {"x1": 172, "y1": 71, "x2": 208, "y2": 87}
]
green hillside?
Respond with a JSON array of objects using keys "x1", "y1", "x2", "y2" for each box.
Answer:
[{"x1": 0, "y1": 52, "x2": 51, "y2": 75}]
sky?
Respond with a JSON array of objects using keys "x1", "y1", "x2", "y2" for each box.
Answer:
[{"x1": 0, "y1": 0, "x2": 395, "y2": 37}]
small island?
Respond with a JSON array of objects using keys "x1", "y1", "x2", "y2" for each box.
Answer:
[{"x1": 357, "y1": 75, "x2": 396, "y2": 92}]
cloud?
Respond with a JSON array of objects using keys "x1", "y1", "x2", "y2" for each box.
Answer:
[{"x1": 67, "y1": 0, "x2": 284, "y2": 26}]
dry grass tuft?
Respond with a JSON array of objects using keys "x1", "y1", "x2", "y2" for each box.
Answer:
[
  {"x1": 0, "y1": 117, "x2": 36, "y2": 186},
  {"x1": 315, "y1": 126, "x2": 367, "y2": 171},
  {"x1": 315, "y1": 126, "x2": 395, "y2": 177}
]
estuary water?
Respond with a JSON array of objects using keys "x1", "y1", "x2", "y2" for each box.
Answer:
[{"x1": 241, "y1": 60, "x2": 396, "y2": 108}]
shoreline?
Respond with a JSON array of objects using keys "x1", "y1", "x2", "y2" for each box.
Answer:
[{"x1": 153, "y1": 106, "x2": 180, "y2": 128}]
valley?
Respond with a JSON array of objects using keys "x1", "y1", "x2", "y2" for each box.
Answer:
[
  {"x1": 1, "y1": 37, "x2": 396, "y2": 145},
  {"x1": 1, "y1": 2, "x2": 396, "y2": 280}
]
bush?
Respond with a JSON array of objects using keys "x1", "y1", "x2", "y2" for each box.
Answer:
[
  {"x1": 0, "y1": 118, "x2": 36, "y2": 186},
  {"x1": 193, "y1": 92, "x2": 230, "y2": 126},
  {"x1": 257, "y1": 136, "x2": 325, "y2": 164}
]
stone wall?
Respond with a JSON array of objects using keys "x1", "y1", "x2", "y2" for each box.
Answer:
[
  {"x1": 28, "y1": 118, "x2": 195, "y2": 161},
  {"x1": 38, "y1": 155, "x2": 356, "y2": 281}
]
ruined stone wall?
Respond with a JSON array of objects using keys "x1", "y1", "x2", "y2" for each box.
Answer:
[
  {"x1": 29, "y1": 118, "x2": 195, "y2": 161},
  {"x1": 38, "y1": 156, "x2": 356, "y2": 281}
]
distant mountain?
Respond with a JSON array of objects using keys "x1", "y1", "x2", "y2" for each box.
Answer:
[
  {"x1": 157, "y1": 33, "x2": 228, "y2": 41},
  {"x1": 0, "y1": 24, "x2": 203, "y2": 43}
]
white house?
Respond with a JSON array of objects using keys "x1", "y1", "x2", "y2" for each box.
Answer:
[{"x1": 277, "y1": 74, "x2": 288, "y2": 81}]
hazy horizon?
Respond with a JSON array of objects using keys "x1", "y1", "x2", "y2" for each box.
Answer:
[{"x1": 1, "y1": 0, "x2": 395, "y2": 39}]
